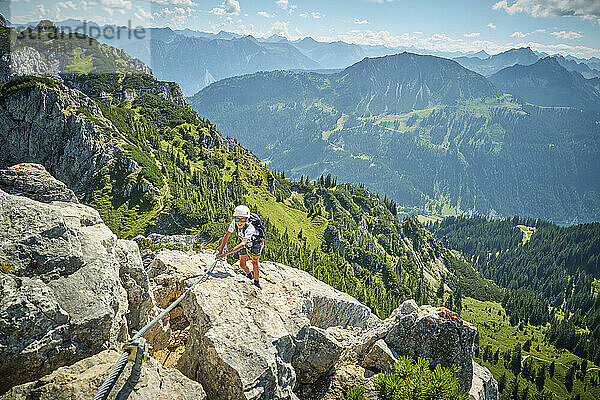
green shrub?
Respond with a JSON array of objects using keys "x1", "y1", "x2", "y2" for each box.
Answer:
[
  {"x1": 0, "y1": 75, "x2": 57, "y2": 98},
  {"x1": 372, "y1": 356, "x2": 468, "y2": 400},
  {"x1": 346, "y1": 385, "x2": 366, "y2": 400},
  {"x1": 0, "y1": 259, "x2": 12, "y2": 273}
]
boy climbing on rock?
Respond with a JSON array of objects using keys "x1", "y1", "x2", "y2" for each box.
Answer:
[{"x1": 217, "y1": 205, "x2": 265, "y2": 288}]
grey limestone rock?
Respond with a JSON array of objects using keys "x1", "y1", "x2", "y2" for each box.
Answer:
[
  {"x1": 143, "y1": 250, "x2": 377, "y2": 400},
  {"x1": 469, "y1": 361, "x2": 499, "y2": 400},
  {"x1": 0, "y1": 349, "x2": 206, "y2": 400},
  {"x1": 0, "y1": 163, "x2": 78, "y2": 203},
  {"x1": 292, "y1": 325, "x2": 343, "y2": 384},
  {"x1": 0, "y1": 182, "x2": 152, "y2": 393},
  {"x1": 360, "y1": 339, "x2": 398, "y2": 373},
  {"x1": 0, "y1": 78, "x2": 122, "y2": 195},
  {"x1": 384, "y1": 305, "x2": 477, "y2": 391}
]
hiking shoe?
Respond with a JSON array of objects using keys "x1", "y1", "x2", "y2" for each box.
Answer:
[
  {"x1": 246, "y1": 271, "x2": 254, "y2": 280},
  {"x1": 253, "y1": 279, "x2": 261, "y2": 289}
]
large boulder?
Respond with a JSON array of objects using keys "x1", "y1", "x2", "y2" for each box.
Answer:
[
  {"x1": 0, "y1": 165, "x2": 154, "y2": 393},
  {"x1": 0, "y1": 163, "x2": 78, "y2": 203},
  {"x1": 360, "y1": 339, "x2": 398, "y2": 373},
  {"x1": 144, "y1": 250, "x2": 379, "y2": 400},
  {"x1": 292, "y1": 326, "x2": 343, "y2": 384},
  {"x1": 469, "y1": 361, "x2": 499, "y2": 400},
  {"x1": 383, "y1": 304, "x2": 478, "y2": 391},
  {"x1": 0, "y1": 349, "x2": 206, "y2": 400}
]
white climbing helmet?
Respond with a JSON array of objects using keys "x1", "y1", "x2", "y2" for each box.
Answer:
[{"x1": 233, "y1": 205, "x2": 251, "y2": 218}]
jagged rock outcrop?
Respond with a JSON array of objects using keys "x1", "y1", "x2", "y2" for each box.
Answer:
[
  {"x1": 470, "y1": 361, "x2": 499, "y2": 400},
  {"x1": 0, "y1": 350, "x2": 206, "y2": 400},
  {"x1": 0, "y1": 78, "x2": 123, "y2": 194},
  {"x1": 120, "y1": 81, "x2": 188, "y2": 107},
  {"x1": 383, "y1": 306, "x2": 477, "y2": 389},
  {"x1": 0, "y1": 46, "x2": 52, "y2": 82},
  {"x1": 0, "y1": 163, "x2": 79, "y2": 203},
  {"x1": 142, "y1": 249, "x2": 495, "y2": 400},
  {"x1": 0, "y1": 164, "x2": 154, "y2": 393},
  {"x1": 144, "y1": 250, "x2": 378, "y2": 399}
]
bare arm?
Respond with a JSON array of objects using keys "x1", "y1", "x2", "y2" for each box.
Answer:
[
  {"x1": 222, "y1": 238, "x2": 248, "y2": 258},
  {"x1": 218, "y1": 231, "x2": 232, "y2": 255}
]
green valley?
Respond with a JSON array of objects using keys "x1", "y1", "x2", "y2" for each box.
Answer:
[
  {"x1": 464, "y1": 297, "x2": 600, "y2": 400},
  {"x1": 190, "y1": 54, "x2": 600, "y2": 224}
]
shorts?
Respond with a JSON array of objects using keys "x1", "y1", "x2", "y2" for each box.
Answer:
[{"x1": 236, "y1": 238, "x2": 263, "y2": 257}]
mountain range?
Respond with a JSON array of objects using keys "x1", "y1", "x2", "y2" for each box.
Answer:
[
  {"x1": 454, "y1": 47, "x2": 600, "y2": 79},
  {"x1": 14, "y1": 19, "x2": 599, "y2": 96},
  {"x1": 191, "y1": 51, "x2": 600, "y2": 223},
  {"x1": 489, "y1": 57, "x2": 600, "y2": 110}
]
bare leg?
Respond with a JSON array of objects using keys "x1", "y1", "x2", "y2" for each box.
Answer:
[
  {"x1": 251, "y1": 255, "x2": 260, "y2": 281},
  {"x1": 239, "y1": 254, "x2": 250, "y2": 274}
]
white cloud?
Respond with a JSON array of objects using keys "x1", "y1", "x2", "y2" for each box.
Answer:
[
  {"x1": 511, "y1": 28, "x2": 547, "y2": 37},
  {"x1": 368, "y1": 0, "x2": 394, "y2": 3},
  {"x1": 134, "y1": 6, "x2": 154, "y2": 20},
  {"x1": 257, "y1": 11, "x2": 274, "y2": 18},
  {"x1": 153, "y1": 6, "x2": 194, "y2": 25},
  {"x1": 57, "y1": 1, "x2": 77, "y2": 10},
  {"x1": 275, "y1": 0, "x2": 288, "y2": 9},
  {"x1": 137, "y1": 0, "x2": 197, "y2": 5},
  {"x1": 493, "y1": 0, "x2": 600, "y2": 23},
  {"x1": 487, "y1": 22, "x2": 497, "y2": 29},
  {"x1": 234, "y1": 23, "x2": 257, "y2": 36},
  {"x1": 210, "y1": 0, "x2": 240, "y2": 16},
  {"x1": 299, "y1": 12, "x2": 324, "y2": 19},
  {"x1": 551, "y1": 30, "x2": 583, "y2": 39},
  {"x1": 464, "y1": 32, "x2": 480, "y2": 37},
  {"x1": 354, "y1": 18, "x2": 369, "y2": 24},
  {"x1": 514, "y1": 40, "x2": 600, "y2": 57},
  {"x1": 269, "y1": 21, "x2": 289, "y2": 37},
  {"x1": 328, "y1": 28, "x2": 600, "y2": 59},
  {"x1": 96, "y1": 0, "x2": 132, "y2": 9},
  {"x1": 413, "y1": 31, "x2": 423, "y2": 34}
]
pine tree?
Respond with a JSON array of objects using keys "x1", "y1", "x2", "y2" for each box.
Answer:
[
  {"x1": 498, "y1": 372, "x2": 507, "y2": 393},
  {"x1": 510, "y1": 377, "x2": 519, "y2": 400},
  {"x1": 535, "y1": 364, "x2": 546, "y2": 392},
  {"x1": 565, "y1": 363, "x2": 575, "y2": 392},
  {"x1": 437, "y1": 276, "x2": 445, "y2": 298},
  {"x1": 510, "y1": 344, "x2": 522, "y2": 376},
  {"x1": 549, "y1": 361, "x2": 555, "y2": 378}
]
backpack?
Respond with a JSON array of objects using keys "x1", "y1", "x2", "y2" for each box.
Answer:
[{"x1": 248, "y1": 213, "x2": 265, "y2": 239}]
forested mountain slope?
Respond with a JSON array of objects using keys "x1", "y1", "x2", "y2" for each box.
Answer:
[
  {"x1": 429, "y1": 216, "x2": 600, "y2": 364},
  {"x1": 489, "y1": 57, "x2": 600, "y2": 111},
  {"x1": 191, "y1": 53, "x2": 600, "y2": 223}
]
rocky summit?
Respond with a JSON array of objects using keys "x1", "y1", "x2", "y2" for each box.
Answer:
[{"x1": 0, "y1": 164, "x2": 497, "y2": 399}]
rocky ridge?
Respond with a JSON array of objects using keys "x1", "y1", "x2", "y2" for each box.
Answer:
[
  {"x1": 0, "y1": 20, "x2": 151, "y2": 83},
  {"x1": 0, "y1": 77, "x2": 123, "y2": 195},
  {"x1": 0, "y1": 74, "x2": 243, "y2": 203},
  {"x1": 0, "y1": 164, "x2": 497, "y2": 399}
]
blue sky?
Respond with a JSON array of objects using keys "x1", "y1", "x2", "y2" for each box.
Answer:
[{"x1": 2, "y1": 0, "x2": 600, "y2": 58}]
